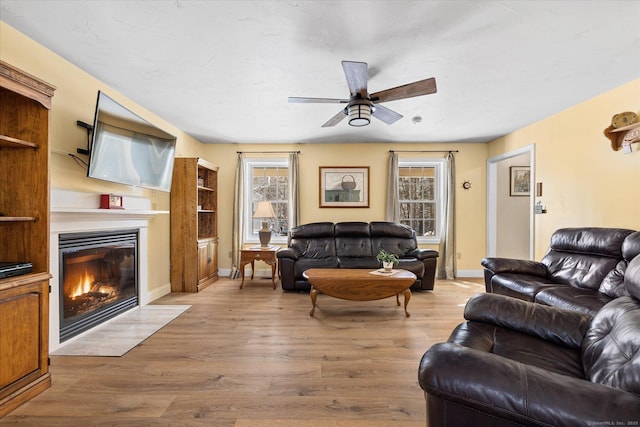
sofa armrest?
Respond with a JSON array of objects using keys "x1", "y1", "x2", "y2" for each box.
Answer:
[
  {"x1": 407, "y1": 248, "x2": 439, "y2": 260},
  {"x1": 419, "y1": 343, "x2": 640, "y2": 426},
  {"x1": 276, "y1": 247, "x2": 300, "y2": 260},
  {"x1": 463, "y1": 293, "x2": 591, "y2": 349},
  {"x1": 481, "y1": 257, "x2": 548, "y2": 276}
]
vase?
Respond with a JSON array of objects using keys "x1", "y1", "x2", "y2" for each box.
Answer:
[{"x1": 383, "y1": 261, "x2": 394, "y2": 272}]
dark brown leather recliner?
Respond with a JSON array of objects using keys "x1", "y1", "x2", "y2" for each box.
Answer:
[
  {"x1": 418, "y1": 255, "x2": 640, "y2": 426},
  {"x1": 277, "y1": 221, "x2": 439, "y2": 291},
  {"x1": 482, "y1": 227, "x2": 640, "y2": 315}
]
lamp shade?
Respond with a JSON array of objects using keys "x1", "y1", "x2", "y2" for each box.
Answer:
[
  {"x1": 253, "y1": 200, "x2": 276, "y2": 218},
  {"x1": 348, "y1": 103, "x2": 371, "y2": 127}
]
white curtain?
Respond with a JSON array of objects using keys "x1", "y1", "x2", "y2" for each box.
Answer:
[
  {"x1": 438, "y1": 152, "x2": 456, "y2": 279},
  {"x1": 230, "y1": 153, "x2": 245, "y2": 279},
  {"x1": 288, "y1": 152, "x2": 300, "y2": 229},
  {"x1": 386, "y1": 151, "x2": 400, "y2": 222}
]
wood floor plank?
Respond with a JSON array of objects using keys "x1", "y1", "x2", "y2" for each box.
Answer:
[{"x1": 1, "y1": 277, "x2": 484, "y2": 426}]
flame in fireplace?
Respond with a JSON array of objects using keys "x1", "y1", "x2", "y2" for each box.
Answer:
[{"x1": 71, "y1": 270, "x2": 95, "y2": 299}]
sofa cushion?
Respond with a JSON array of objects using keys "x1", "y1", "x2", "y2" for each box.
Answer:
[
  {"x1": 545, "y1": 227, "x2": 635, "y2": 258},
  {"x1": 541, "y1": 227, "x2": 635, "y2": 290},
  {"x1": 626, "y1": 253, "x2": 640, "y2": 298},
  {"x1": 397, "y1": 258, "x2": 425, "y2": 279},
  {"x1": 335, "y1": 222, "x2": 373, "y2": 258},
  {"x1": 337, "y1": 256, "x2": 379, "y2": 269},
  {"x1": 622, "y1": 231, "x2": 640, "y2": 261},
  {"x1": 449, "y1": 321, "x2": 585, "y2": 378},
  {"x1": 582, "y1": 295, "x2": 640, "y2": 393},
  {"x1": 599, "y1": 232, "x2": 640, "y2": 298},
  {"x1": 543, "y1": 253, "x2": 622, "y2": 290},
  {"x1": 293, "y1": 257, "x2": 339, "y2": 280},
  {"x1": 288, "y1": 222, "x2": 336, "y2": 259},
  {"x1": 490, "y1": 273, "x2": 559, "y2": 301},
  {"x1": 370, "y1": 222, "x2": 417, "y2": 257},
  {"x1": 535, "y1": 286, "x2": 613, "y2": 316}
]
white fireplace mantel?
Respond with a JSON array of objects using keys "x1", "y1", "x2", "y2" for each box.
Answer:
[{"x1": 49, "y1": 189, "x2": 169, "y2": 352}]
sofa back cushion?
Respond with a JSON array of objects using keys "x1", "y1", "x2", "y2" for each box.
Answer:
[
  {"x1": 370, "y1": 221, "x2": 417, "y2": 257},
  {"x1": 288, "y1": 222, "x2": 336, "y2": 259},
  {"x1": 335, "y1": 222, "x2": 373, "y2": 257},
  {"x1": 582, "y1": 257, "x2": 640, "y2": 393},
  {"x1": 542, "y1": 227, "x2": 635, "y2": 290},
  {"x1": 598, "y1": 231, "x2": 640, "y2": 298}
]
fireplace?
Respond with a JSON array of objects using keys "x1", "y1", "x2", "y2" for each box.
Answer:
[{"x1": 58, "y1": 229, "x2": 139, "y2": 342}]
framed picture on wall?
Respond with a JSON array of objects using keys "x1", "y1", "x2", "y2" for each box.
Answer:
[
  {"x1": 510, "y1": 166, "x2": 531, "y2": 196},
  {"x1": 319, "y1": 166, "x2": 369, "y2": 208}
]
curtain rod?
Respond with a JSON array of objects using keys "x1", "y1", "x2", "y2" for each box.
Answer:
[
  {"x1": 237, "y1": 150, "x2": 300, "y2": 154},
  {"x1": 389, "y1": 150, "x2": 459, "y2": 153}
]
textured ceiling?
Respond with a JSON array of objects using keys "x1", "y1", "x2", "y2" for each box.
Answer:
[{"x1": 1, "y1": 0, "x2": 639, "y2": 144}]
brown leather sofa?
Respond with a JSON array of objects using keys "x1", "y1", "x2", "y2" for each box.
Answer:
[
  {"x1": 418, "y1": 254, "x2": 640, "y2": 426},
  {"x1": 482, "y1": 227, "x2": 640, "y2": 315},
  {"x1": 276, "y1": 221, "x2": 439, "y2": 291}
]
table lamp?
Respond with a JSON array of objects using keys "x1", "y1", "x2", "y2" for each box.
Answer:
[{"x1": 253, "y1": 200, "x2": 276, "y2": 247}]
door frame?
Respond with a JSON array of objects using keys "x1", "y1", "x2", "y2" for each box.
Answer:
[{"x1": 486, "y1": 144, "x2": 535, "y2": 259}]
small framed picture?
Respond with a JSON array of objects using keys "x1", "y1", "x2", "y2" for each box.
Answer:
[
  {"x1": 510, "y1": 166, "x2": 530, "y2": 196},
  {"x1": 319, "y1": 166, "x2": 369, "y2": 208}
]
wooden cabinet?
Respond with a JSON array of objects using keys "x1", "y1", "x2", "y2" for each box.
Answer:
[
  {"x1": 0, "y1": 61, "x2": 55, "y2": 416},
  {"x1": 170, "y1": 158, "x2": 219, "y2": 292},
  {"x1": 197, "y1": 239, "x2": 218, "y2": 287}
]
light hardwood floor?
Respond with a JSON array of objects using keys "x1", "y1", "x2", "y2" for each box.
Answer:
[{"x1": 3, "y1": 276, "x2": 485, "y2": 426}]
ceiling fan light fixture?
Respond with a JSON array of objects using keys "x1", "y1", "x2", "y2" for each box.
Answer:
[{"x1": 348, "y1": 103, "x2": 371, "y2": 127}]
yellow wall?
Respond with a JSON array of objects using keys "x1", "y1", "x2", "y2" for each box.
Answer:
[
  {"x1": 201, "y1": 143, "x2": 488, "y2": 273},
  {"x1": 488, "y1": 79, "x2": 640, "y2": 259},
  {"x1": 2, "y1": 20, "x2": 638, "y2": 288}
]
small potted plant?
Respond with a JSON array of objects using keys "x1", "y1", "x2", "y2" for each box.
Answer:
[{"x1": 376, "y1": 249, "x2": 399, "y2": 272}]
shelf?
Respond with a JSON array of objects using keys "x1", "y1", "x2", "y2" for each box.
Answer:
[
  {"x1": 0, "y1": 271, "x2": 52, "y2": 290},
  {"x1": 0, "y1": 134, "x2": 38, "y2": 149},
  {"x1": 172, "y1": 157, "x2": 218, "y2": 292},
  {"x1": 197, "y1": 186, "x2": 215, "y2": 192},
  {"x1": 0, "y1": 216, "x2": 38, "y2": 222},
  {"x1": 0, "y1": 60, "x2": 55, "y2": 417},
  {"x1": 610, "y1": 122, "x2": 640, "y2": 133},
  {"x1": 605, "y1": 121, "x2": 640, "y2": 151}
]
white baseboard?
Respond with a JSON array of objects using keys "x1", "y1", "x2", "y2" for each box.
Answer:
[
  {"x1": 143, "y1": 282, "x2": 172, "y2": 305},
  {"x1": 455, "y1": 269, "x2": 483, "y2": 278}
]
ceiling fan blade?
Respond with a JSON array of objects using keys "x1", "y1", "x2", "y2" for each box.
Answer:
[
  {"x1": 342, "y1": 61, "x2": 368, "y2": 97},
  {"x1": 321, "y1": 109, "x2": 348, "y2": 127},
  {"x1": 370, "y1": 77, "x2": 437, "y2": 103},
  {"x1": 288, "y1": 97, "x2": 348, "y2": 104},
  {"x1": 372, "y1": 104, "x2": 403, "y2": 125}
]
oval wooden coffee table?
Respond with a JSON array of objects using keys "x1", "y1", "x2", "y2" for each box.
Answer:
[{"x1": 303, "y1": 268, "x2": 416, "y2": 317}]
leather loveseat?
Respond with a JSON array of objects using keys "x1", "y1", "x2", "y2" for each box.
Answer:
[
  {"x1": 276, "y1": 221, "x2": 439, "y2": 291},
  {"x1": 418, "y1": 254, "x2": 640, "y2": 426},
  {"x1": 481, "y1": 227, "x2": 640, "y2": 316}
]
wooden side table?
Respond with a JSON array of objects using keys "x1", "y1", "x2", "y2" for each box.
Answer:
[{"x1": 239, "y1": 246, "x2": 278, "y2": 289}]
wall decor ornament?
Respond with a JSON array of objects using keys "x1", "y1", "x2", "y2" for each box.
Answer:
[
  {"x1": 510, "y1": 166, "x2": 530, "y2": 196},
  {"x1": 319, "y1": 166, "x2": 369, "y2": 208}
]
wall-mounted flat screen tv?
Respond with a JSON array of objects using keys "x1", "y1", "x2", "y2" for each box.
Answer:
[{"x1": 87, "y1": 91, "x2": 177, "y2": 192}]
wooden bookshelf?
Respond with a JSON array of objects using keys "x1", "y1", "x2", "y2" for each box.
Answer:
[{"x1": 0, "y1": 61, "x2": 55, "y2": 417}]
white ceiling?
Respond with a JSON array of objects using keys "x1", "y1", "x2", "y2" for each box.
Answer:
[{"x1": 1, "y1": 1, "x2": 639, "y2": 144}]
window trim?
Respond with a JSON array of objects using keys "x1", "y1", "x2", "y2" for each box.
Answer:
[
  {"x1": 398, "y1": 158, "x2": 446, "y2": 245},
  {"x1": 243, "y1": 158, "x2": 289, "y2": 245}
]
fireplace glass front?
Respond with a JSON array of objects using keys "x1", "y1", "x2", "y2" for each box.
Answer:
[{"x1": 59, "y1": 229, "x2": 138, "y2": 342}]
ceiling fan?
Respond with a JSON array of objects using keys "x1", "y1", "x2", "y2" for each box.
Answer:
[{"x1": 288, "y1": 60, "x2": 437, "y2": 128}]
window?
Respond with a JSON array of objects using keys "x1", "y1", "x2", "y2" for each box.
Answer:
[
  {"x1": 244, "y1": 158, "x2": 289, "y2": 244},
  {"x1": 398, "y1": 159, "x2": 445, "y2": 243}
]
